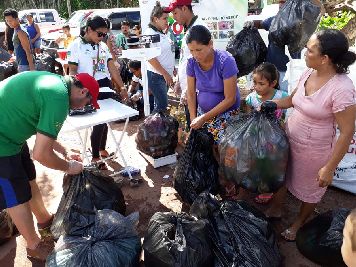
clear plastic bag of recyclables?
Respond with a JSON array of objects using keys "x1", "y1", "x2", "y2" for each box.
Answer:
[
  {"x1": 219, "y1": 102, "x2": 289, "y2": 193},
  {"x1": 0, "y1": 210, "x2": 16, "y2": 245},
  {"x1": 226, "y1": 27, "x2": 267, "y2": 77},
  {"x1": 136, "y1": 112, "x2": 179, "y2": 158},
  {"x1": 47, "y1": 210, "x2": 141, "y2": 267},
  {"x1": 143, "y1": 212, "x2": 213, "y2": 267},
  {"x1": 190, "y1": 192, "x2": 281, "y2": 267},
  {"x1": 174, "y1": 128, "x2": 219, "y2": 204},
  {"x1": 51, "y1": 169, "x2": 126, "y2": 240},
  {"x1": 269, "y1": 0, "x2": 322, "y2": 54},
  {"x1": 296, "y1": 208, "x2": 351, "y2": 267}
]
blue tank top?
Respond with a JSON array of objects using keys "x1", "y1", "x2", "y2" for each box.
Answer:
[
  {"x1": 26, "y1": 23, "x2": 38, "y2": 39},
  {"x1": 13, "y1": 26, "x2": 30, "y2": 65}
]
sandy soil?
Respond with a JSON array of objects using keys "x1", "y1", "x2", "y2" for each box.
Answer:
[{"x1": 0, "y1": 118, "x2": 355, "y2": 267}]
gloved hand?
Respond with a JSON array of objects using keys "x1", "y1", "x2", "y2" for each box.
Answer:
[
  {"x1": 243, "y1": 21, "x2": 255, "y2": 29},
  {"x1": 66, "y1": 160, "x2": 84, "y2": 175},
  {"x1": 260, "y1": 100, "x2": 277, "y2": 114}
]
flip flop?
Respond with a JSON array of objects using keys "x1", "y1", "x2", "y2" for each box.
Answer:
[
  {"x1": 100, "y1": 152, "x2": 115, "y2": 159},
  {"x1": 281, "y1": 228, "x2": 296, "y2": 242},
  {"x1": 254, "y1": 193, "x2": 273, "y2": 204},
  {"x1": 97, "y1": 162, "x2": 108, "y2": 171}
]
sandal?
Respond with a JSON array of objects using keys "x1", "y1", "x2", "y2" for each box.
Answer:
[
  {"x1": 100, "y1": 152, "x2": 115, "y2": 159},
  {"x1": 254, "y1": 193, "x2": 273, "y2": 204},
  {"x1": 281, "y1": 228, "x2": 297, "y2": 242},
  {"x1": 97, "y1": 162, "x2": 108, "y2": 170}
]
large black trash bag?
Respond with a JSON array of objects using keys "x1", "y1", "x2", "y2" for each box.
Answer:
[
  {"x1": 269, "y1": 0, "x2": 322, "y2": 54},
  {"x1": 296, "y1": 208, "x2": 351, "y2": 267},
  {"x1": 136, "y1": 112, "x2": 179, "y2": 158},
  {"x1": 0, "y1": 61, "x2": 18, "y2": 81},
  {"x1": 143, "y1": 212, "x2": 213, "y2": 267},
  {"x1": 226, "y1": 27, "x2": 267, "y2": 77},
  {"x1": 219, "y1": 102, "x2": 289, "y2": 193},
  {"x1": 47, "y1": 210, "x2": 141, "y2": 267},
  {"x1": 51, "y1": 169, "x2": 126, "y2": 239},
  {"x1": 190, "y1": 192, "x2": 281, "y2": 267},
  {"x1": 174, "y1": 128, "x2": 219, "y2": 204},
  {"x1": 0, "y1": 211, "x2": 16, "y2": 245},
  {"x1": 0, "y1": 47, "x2": 12, "y2": 62},
  {"x1": 35, "y1": 52, "x2": 56, "y2": 73}
]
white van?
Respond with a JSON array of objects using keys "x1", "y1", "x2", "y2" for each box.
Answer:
[{"x1": 18, "y1": 9, "x2": 62, "y2": 35}]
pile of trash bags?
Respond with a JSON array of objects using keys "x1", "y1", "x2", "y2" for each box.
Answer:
[
  {"x1": 47, "y1": 169, "x2": 141, "y2": 266},
  {"x1": 174, "y1": 128, "x2": 219, "y2": 204},
  {"x1": 219, "y1": 102, "x2": 289, "y2": 193},
  {"x1": 35, "y1": 52, "x2": 56, "y2": 73},
  {"x1": 51, "y1": 169, "x2": 126, "y2": 239},
  {"x1": 143, "y1": 193, "x2": 281, "y2": 267},
  {"x1": 226, "y1": 27, "x2": 267, "y2": 77},
  {"x1": 143, "y1": 212, "x2": 213, "y2": 267},
  {"x1": 136, "y1": 112, "x2": 179, "y2": 158},
  {"x1": 0, "y1": 47, "x2": 12, "y2": 62},
  {"x1": 296, "y1": 208, "x2": 351, "y2": 267},
  {"x1": 47, "y1": 210, "x2": 141, "y2": 267},
  {"x1": 0, "y1": 61, "x2": 17, "y2": 81},
  {"x1": 269, "y1": 0, "x2": 322, "y2": 53},
  {"x1": 190, "y1": 193, "x2": 281, "y2": 267},
  {"x1": 0, "y1": 211, "x2": 17, "y2": 245}
]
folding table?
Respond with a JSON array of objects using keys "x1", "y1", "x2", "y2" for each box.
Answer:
[{"x1": 60, "y1": 98, "x2": 139, "y2": 179}]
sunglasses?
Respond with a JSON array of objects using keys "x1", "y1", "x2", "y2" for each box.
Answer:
[{"x1": 95, "y1": 31, "x2": 107, "y2": 38}]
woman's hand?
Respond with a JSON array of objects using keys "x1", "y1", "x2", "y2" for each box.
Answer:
[
  {"x1": 190, "y1": 114, "x2": 207, "y2": 130},
  {"x1": 120, "y1": 87, "x2": 129, "y2": 101},
  {"x1": 317, "y1": 166, "x2": 334, "y2": 187}
]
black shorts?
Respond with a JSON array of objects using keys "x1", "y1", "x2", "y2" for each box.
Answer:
[{"x1": 0, "y1": 143, "x2": 36, "y2": 210}]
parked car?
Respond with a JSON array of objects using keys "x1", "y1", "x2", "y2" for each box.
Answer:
[
  {"x1": 0, "y1": 22, "x2": 6, "y2": 50},
  {"x1": 18, "y1": 9, "x2": 62, "y2": 34},
  {"x1": 84, "y1": 7, "x2": 141, "y2": 36},
  {"x1": 41, "y1": 9, "x2": 94, "y2": 50}
]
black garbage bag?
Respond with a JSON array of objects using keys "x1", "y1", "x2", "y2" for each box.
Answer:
[
  {"x1": 35, "y1": 52, "x2": 56, "y2": 73},
  {"x1": 174, "y1": 128, "x2": 219, "y2": 204},
  {"x1": 226, "y1": 27, "x2": 267, "y2": 77},
  {"x1": 0, "y1": 47, "x2": 12, "y2": 62},
  {"x1": 136, "y1": 112, "x2": 179, "y2": 158},
  {"x1": 143, "y1": 212, "x2": 213, "y2": 267},
  {"x1": 0, "y1": 61, "x2": 18, "y2": 81},
  {"x1": 269, "y1": 0, "x2": 322, "y2": 54},
  {"x1": 0, "y1": 211, "x2": 16, "y2": 245},
  {"x1": 47, "y1": 210, "x2": 141, "y2": 267},
  {"x1": 190, "y1": 192, "x2": 281, "y2": 267},
  {"x1": 51, "y1": 169, "x2": 126, "y2": 239},
  {"x1": 296, "y1": 208, "x2": 351, "y2": 267},
  {"x1": 219, "y1": 102, "x2": 289, "y2": 193}
]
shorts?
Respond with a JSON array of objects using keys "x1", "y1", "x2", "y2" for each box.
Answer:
[
  {"x1": 31, "y1": 38, "x2": 41, "y2": 49},
  {"x1": 18, "y1": 65, "x2": 30, "y2": 73},
  {"x1": 0, "y1": 143, "x2": 36, "y2": 210}
]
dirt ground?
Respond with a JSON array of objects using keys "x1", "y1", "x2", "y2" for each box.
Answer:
[{"x1": 0, "y1": 118, "x2": 355, "y2": 267}]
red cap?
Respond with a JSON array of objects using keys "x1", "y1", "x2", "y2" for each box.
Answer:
[
  {"x1": 74, "y1": 73, "x2": 100, "y2": 109},
  {"x1": 164, "y1": 0, "x2": 192, "y2": 12}
]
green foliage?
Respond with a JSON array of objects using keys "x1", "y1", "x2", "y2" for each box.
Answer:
[{"x1": 318, "y1": 11, "x2": 355, "y2": 31}]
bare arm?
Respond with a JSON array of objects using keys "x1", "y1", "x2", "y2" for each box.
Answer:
[
  {"x1": 33, "y1": 23, "x2": 41, "y2": 42},
  {"x1": 129, "y1": 80, "x2": 139, "y2": 94},
  {"x1": 32, "y1": 133, "x2": 69, "y2": 172},
  {"x1": 317, "y1": 105, "x2": 356, "y2": 187},
  {"x1": 18, "y1": 30, "x2": 35, "y2": 70},
  {"x1": 273, "y1": 89, "x2": 296, "y2": 109},
  {"x1": 68, "y1": 63, "x2": 78, "y2": 75},
  {"x1": 187, "y1": 75, "x2": 197, "y2": 121},
  {"x1": 108, "y1": 59, "x2": 128, "y2": 100},
  {"x1": 106, "y1": 38, "x2": 116, "y2": 60}
]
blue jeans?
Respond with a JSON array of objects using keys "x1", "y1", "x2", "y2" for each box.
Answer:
[{"x1": 147, "y1": 70, "x2": 168, "y2": 112}]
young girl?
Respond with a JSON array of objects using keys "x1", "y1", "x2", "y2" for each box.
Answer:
[
  {"x1": 244, "y1": 62, "x2": 288, "y2": 203},
  {"x1": 246, "y1": 62, "x2": 288, "y2": 120}
]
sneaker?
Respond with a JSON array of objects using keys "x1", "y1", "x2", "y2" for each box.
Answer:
[
  {"x1": 37, "y1": 214, "x2": 54, "y2": 240},
  {"x1": 26, "y1": 239, "x2": 55, "y2": 261}
]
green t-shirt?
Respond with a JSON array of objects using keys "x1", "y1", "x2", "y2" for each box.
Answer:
[
  {"x1": 115, "y1": 33, "x2": 128, "y2": 50},
  {"x1": 0, "y1": 71, "x2": 70, "y2": 156}
]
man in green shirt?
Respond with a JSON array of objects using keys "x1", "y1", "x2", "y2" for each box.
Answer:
[{"x1": 0, "y1": 71, "x2": 99, "y2": 261}]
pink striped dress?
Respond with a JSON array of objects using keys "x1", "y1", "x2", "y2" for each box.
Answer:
[{"x1": 286, "y1": 69, "x2": 355, "y2": 203}]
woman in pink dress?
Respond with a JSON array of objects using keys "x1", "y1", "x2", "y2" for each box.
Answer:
[{"x1": 265, "y1": 29, "x2": 356, "y2": 241}]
